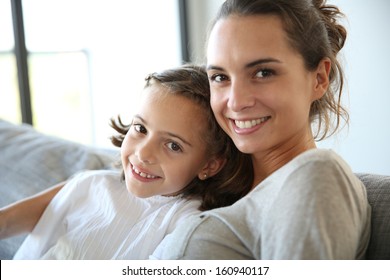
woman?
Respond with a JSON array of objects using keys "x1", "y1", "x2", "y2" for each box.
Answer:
[{"x1": 155, "y1": 0, "x2": 371, "y2": 259}]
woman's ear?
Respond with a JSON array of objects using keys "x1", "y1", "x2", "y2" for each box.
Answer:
[
  {"x1": 312, "y1": 57, "x2": 331, "y2": 101},
  {"x1": 197, "y1": 157, "x2": 227, "y2": 180}
]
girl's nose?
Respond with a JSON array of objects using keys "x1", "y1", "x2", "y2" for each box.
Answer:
[
  {"x1": 135, "y1": 140, "x2": 157, "y2": 165},
  {"x1": 227, "y1": 80, "x2": 256, "y2": 112}
]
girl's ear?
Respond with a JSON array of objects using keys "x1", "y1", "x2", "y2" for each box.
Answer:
[
  {"x1": 197, "y1": 157, "x2": 227, "y2": 180},
  {"x1": 312, "y1": 57, "x2": 331, "y2": 101}
]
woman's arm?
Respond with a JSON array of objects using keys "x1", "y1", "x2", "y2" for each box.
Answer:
[{"x1": 0, "y1": 182, "x2": 65, "y2": 239}]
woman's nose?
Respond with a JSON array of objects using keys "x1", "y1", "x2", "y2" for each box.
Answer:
[{"x1": 227, "y1": 80, "x2": 256, "y2": 112}]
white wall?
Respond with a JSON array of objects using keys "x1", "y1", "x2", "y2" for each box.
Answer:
[
  {"x1": 318, "y1": 0, "x2": 390, "y2": 175},
  {"x1": 187, "y1": 0, "x2": 390, "y2": 175},
  {"x1": 186, "y1": 0, "x2": 224, "y2": 63}
]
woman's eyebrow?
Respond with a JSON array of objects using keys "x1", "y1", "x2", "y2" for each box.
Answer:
[
  {"x1": 207, "y1": 58, "x2": 282, "y2": 71},
  {"x1": 206, "y1": 65, "x2": 224, "y2": 71},
  {"x1": 245, "y1": 58, "x2": 282, "y2": 69}
]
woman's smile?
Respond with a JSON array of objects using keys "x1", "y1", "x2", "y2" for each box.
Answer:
[
  {"x1": 233, "y1": 116, "x2": 271, "y2": 129},
  {"x1": 230, "y1": 116, "x2": 271, "y2": 135}
]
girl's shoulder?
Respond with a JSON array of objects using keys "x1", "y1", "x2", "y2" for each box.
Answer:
[
  {"x1": 67, "y1": 169, "x2": 121, "y2": 186},
  {"x1": 57, "y1": 169, "x2": 123, "y2": 198}
]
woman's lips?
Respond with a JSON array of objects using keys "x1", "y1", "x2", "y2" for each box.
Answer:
[
  {"x1": 234, "y1": 116, "x2": 270, "y2": 129},
  {"x1": 231, "y1": 116, "x2": 271, "y2": 134}
]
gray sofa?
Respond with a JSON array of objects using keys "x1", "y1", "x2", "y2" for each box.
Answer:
[{"x1": 0, "y1": 119, "x2": 389, "y2": 259}]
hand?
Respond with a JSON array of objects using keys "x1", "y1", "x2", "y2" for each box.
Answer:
[{"x1": 0, "y1": 182, "x2": 65, "y2": 239}]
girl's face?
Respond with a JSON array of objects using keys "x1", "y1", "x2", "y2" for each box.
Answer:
[
  {"x1": 207, "y1": 15, "x2": 329, "y2": 161},
  {"x1": 121, "y1": 85, "x2": 215, "y2": 198}
]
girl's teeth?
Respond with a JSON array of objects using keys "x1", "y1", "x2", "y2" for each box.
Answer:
[
  {"x1": 235, "y1": 117, "x2": 269, "y2": 129},
  {"x1": 133, "y1": 166, "x2": 157, "y2": 179}
]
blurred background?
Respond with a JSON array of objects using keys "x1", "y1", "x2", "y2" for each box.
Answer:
[
  {"x1": 1, "y1": 0, "x2": 183, "y2": 147},
  {"x1": 1, "y1": 0, "x2": 389, "y2": 175}
]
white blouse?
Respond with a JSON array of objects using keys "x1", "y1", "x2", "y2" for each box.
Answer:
[{"x1": 14, "y1": 170, "x2": 201, "y2": 259}]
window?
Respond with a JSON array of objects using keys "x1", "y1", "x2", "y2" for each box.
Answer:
[
  {"x1": 4, "y1": 0, "x2": 183, "y2": 147},
  {"x1": 0, "y1": 0, "x2": 20, "y2": 123}
]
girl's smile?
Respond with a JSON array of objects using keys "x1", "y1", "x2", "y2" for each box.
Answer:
[
  {"x1": 121, "y1": 84, "x2": 214, "y2": 198},
  {"x1": 130, "y1": 163, "x2": 161, "y2": 181}
]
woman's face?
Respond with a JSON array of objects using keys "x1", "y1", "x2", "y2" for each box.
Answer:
[
  {"x1": 121, "y1": 85, "x2": 211, "y2": 198},
  {"x1": 207, "y1": 15, "x2": 327, "y2": 158}
]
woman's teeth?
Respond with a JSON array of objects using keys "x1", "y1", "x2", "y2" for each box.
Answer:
[
  {"x1": 132, "y1": 166, "x2": 157, "y2": 179},
  {"x1": 234, "y1": 117, "x2": 269, "y2": 129}
]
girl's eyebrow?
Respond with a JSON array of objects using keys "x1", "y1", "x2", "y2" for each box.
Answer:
[
  {"x1": 133, "y1": 114, "x2": 146, "y2": 123},
  {"x1": 166, "y1": 132, "x2": 192, "y2": 147},
  {"x1": 133, "y1": 115, "x2": 192, "y2": 147}
]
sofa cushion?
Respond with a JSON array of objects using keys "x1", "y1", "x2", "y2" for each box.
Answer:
[
  {"x1": 356, "y1": 173, "x2": 390, "y2": 260},
  {"x1": 0, "y1": 119, "x2": 117, "y2": 259}
]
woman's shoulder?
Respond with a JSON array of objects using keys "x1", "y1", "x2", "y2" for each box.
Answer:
[
  {"x1": 254, "y1": 148, "x2": 364, "y2": 200},
  {"x1": 283, "y1": 149, "x2": 365, "y2": 195},
  {"x1": 293, "y1": 148, "x2": 346, "y2": 166},
  {"x1": 285, "y1": 149, "x2": 354, "y2": 178}
]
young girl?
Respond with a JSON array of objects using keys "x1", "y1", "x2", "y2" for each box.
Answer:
[{"x1": 10, "y1": 64, "x2": 253, "y2": 259}]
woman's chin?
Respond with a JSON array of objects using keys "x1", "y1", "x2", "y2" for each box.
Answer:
[{"x1": 233, "y1": 141, "x2": 256, "y2": 154}]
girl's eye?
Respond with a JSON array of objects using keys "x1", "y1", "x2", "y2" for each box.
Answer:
[
  {"x1": 166, "y1": 142, "x2": 182, "y2": 152},
  {"x1": 133, "y1": 124, "x2": 147, "y2": 134},
  {"x1": 255, "y1": 69, "x2": 274, "y2": 78},
  {"x1": 209, "y1": 74, "x2": 229, "y2": 83}
]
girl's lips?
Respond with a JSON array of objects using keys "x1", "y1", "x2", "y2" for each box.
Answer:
[{"x1": 130, "y1": 164, "x2": 161, "y2": 182}]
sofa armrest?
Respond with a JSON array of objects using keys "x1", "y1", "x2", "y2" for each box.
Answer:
[{"x1": 356, "y1": 173, "x2": 390, "y2": 260}]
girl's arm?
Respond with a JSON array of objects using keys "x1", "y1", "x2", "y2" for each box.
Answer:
[{"x1": 0, "y1": 182, "x2": 65, "y2": 239}]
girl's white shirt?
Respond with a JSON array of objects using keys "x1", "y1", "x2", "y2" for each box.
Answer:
[{"x1": 13, "y1": 170, "x2": 201, "y2": 259}]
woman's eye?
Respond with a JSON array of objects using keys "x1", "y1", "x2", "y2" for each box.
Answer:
[
  {"x1": 133, "y1": 124, "x2": 147, "y2": 134},
  {"x1": 255, "y1": 69, "x2": 274, "y2": 78},
  {"x1": 209, "y1": 74, "x2": 229, "y2": 83},
  {"x1": 166, "y1": 142, "x2": 182, "y2": 152}
]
